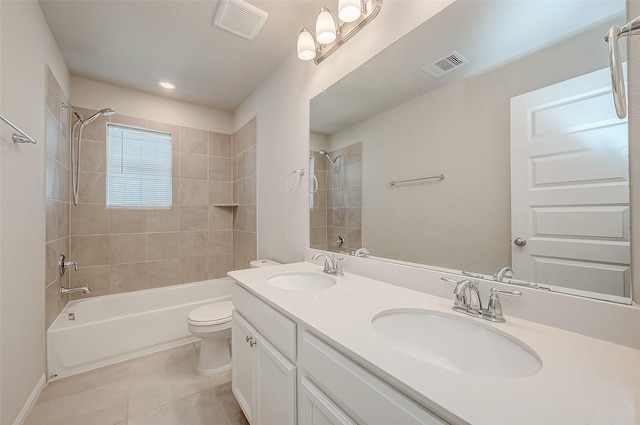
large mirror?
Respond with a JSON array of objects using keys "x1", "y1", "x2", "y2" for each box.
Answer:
[{"x1": 309, "y1": 0, "x2": 631, "y2": 303}]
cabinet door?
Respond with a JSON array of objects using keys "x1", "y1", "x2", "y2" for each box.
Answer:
[
  {"x1": 232, "y1": 311, "x2": 257, "y2": 423},
  {"x1": 300, "y1": 377, "x2": 356, "y2": 425},
  {"x1": 255, "y1": 332, "x2": 296, "y2": 425}
]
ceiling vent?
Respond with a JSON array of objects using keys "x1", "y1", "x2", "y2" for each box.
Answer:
[
  {"x1": 213, "y1": 0, "x2": 269, "y2": 40},
  {"x1": 422, "y1": 51, "x2": 469, "y2": 78}
]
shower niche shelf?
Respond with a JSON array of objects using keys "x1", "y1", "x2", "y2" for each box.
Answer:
[{"x1": 211, "y1": 203, "x2": 239, "y2": 207}]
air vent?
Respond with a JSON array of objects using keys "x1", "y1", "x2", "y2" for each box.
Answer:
[
  {"x1": 213, "y1": 0, "x2": 269, "y2": 40},
  {"x1": 422, "y1": 51, "x2": 469, "y2": 78}
]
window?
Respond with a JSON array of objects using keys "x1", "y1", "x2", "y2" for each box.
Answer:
[{"x1": 107, "y1": 124, "x2": 172, "y2": 208}]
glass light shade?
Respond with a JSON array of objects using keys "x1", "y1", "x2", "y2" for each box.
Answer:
[
  {"x1": 338, "y1": 0, "x2": 361, "y2": 22},
  {"x1": 297, "y1": 29, "x2": 316, "y2": 61},
  {"x1": 316, "y1": 8, "x2": 337, "y2": 44}
]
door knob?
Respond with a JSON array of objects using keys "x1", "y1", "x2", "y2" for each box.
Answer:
[{"x1": 514, "y1": 237, "x2": 527, "y2": 247}]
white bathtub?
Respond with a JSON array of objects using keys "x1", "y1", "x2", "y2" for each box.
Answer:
[{"x1": 47, "y1": 278, "x2": 234, "y2": 380}]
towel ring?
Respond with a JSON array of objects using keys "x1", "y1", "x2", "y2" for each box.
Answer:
[{"x1": 285, "y1": 169, "x2": 305, "y2": 192}]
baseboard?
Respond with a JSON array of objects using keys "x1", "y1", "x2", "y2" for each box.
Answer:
[{"x1": 12, "y1": 374, "x2": 46, "y2": 425}]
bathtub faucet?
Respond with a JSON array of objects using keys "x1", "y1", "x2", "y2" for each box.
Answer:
[{"x1": 60, "y1": 285, "x2": 91, "y2": 295}]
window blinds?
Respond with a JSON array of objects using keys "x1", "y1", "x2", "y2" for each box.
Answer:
[{"x1": 107, "y1": 124, "x2": 172, "y2": 208}]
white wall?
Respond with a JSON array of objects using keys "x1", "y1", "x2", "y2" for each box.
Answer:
[
  {"x1": 234, "y1": 0, "x2": 456, "y2": 263},
  {"x1": 0, "y1": 2, "x2": 70, "y2": 424},
  {"x1": 71, "y1": 77, "x2": 232, "y2": 134},
  {"x1": 629, "y1": 0, "x2": 640, "y2": 302}
]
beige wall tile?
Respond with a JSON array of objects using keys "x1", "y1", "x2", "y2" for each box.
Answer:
[
  {"x1": 78, "y1": 172, "x2": 106, "y2": 204},
  {"x1": 46, "y1": 157, "x2": 70, "y2": 202},
  {"x1": 46, "y1": 237, "x2": 69, "y2": 286},
  {"x1": 209, "y1": 254, "x2": 233, "y2": 279},
  {"x1": 70, "y1": 265, "x2": 111, "y2": 298},
  {"x1": 46, "y1": 111, "x2": 60, "y2": 162},
  {"x1": 147, "y1": 259, "x2": 181, "y2": 288},
  {"x1": 346, "y1": 186, "x2": 362, "y2": 207},
  {"x1": 326, "y1": 207, "x2": 335, "y2": 227},
  {"x1": 209, "y1": 182, "x2": 232, "y2": 204},
  {"x1": 45, "y1": 279, "x2": 61, "y2": 330},
  {"x1": 335, "y1": 208, "x2": 347, "y2": 227},
  {"x1": 233, "y1": 255, "x2": 251, "y2": 271},
  {"x1": 180, "y1": 126, "x2": 208, "y2": 155},
  {"x1": 209, "y1": 206, "x2": 233, "y2": 230},
  {"x1": 111, "y1": 209, "x2": 147, "y2": 234},
  {"x1": 148, "y1": 232, "x2": 180, "y2": 261},
  {"x1": 73, "y1": 107, "x2": 109, "y2": 142},
  {"x1": 209, "y1": 157, "x2": 232, "y2": 182},
  {"x1": 310, "y1": 208, "x2": 327, "y2": 227},
  {"x1": 315, "y1": 170, "x2": 327, "y2": 191},
  {"x1": 209, "y1": 230, "x2": 233, "y2": 255},
  {"x1": 70, "y1": 204, "x2": 109, "y2": 235},
  {"x1": 246, "y1": 147, "x2": 256, "y2": 177},
  {"x1": 180, "y1": 256, "x2": 208, "y2": 283},
  {"x1": 180, "y1": 153, "x2": 208, "y2": 180},
  {"x1": 46, "y1": 199, "x2": 69, "y2": 242},
  {"x1": 172, "y1": 178, "x2": 180, "y2": 205},
  {"x1": 347, "y1": 207, "x2": 362, "y2": 229},
  {"x1": 234, "y1": 179, "x2": 246, "y2": 205},
  {"x1": 233, "y1": 231, "x2": 256, "y2": 260},
  {"x1": 149, "y1": 121, "x2": 179, "y2": 151},
  {"x1": 245, "y1": 204, "x2": 256, "y2": 233},
  {"x1": 148, "y1": 208, "x2": 180, "y2": 232},
  {"x1": 58, "y1": 127, "x2": 71, "y2": 169},
  {"x1": 233, "y1": 152, "x2": 246, "y2": 181},
  {"x1": 180, "y1": 231, "x2": 209, "y2": 257},
  {"x1": 180, "y1": 205, "x2": 208, "y2": 231},
  {"x1": 209, "y1": 132, "x2": 231, "y2": 158},
  {"x1": 246, "y1": 176, "x2": 256, "y2": 204},
  {"x1": 310, "y1": 227, "x2": 327, "y2": 248},
  {"x1": 347, "y1": 228, "x2": 362, "y2": 251},
  {"x1": 110, "y1": 114, "x2": 147, "y2": 128},
  {"x1": 80, "y1": 140, "x2": 106, "y2": 173},
  {"x1": 110, "y1": 262, "x2": 148, "y2": 293},
  {"x1": 111, "y1": 234, "x2": 147, "y2": 264},
  {"x1": 313, "y1": 190, "x2": 327, "y2": 209},
  {"x1": 71, "y1": 235, "x2": 110, "y2": 266},
  {"x1": 179, "y1": 180, "x2": 208, "y2": 206},
  {"x1": 172, "y1": 152, "x2": 179, "y2": 178},
  {"x1": 346, "y1": 163, "x2": 362, "y2": 187},
  {"x1": 46, "y1": 67, "x2": 64, "y2": 122}
]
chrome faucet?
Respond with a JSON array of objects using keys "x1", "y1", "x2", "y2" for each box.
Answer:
[
  {"x1": 60, "y1": 285, "x2": 91, "y2": 295},
  {"x1": 353, "y1": 248, "x2": 369, "y2": 257},
  {"x1": 441, "y1": 277, "x2": 521, "y2": 322},
  {"x1": 312, "y1": 253, "x2": 344, "y2": 276},
  {"x1": 494, "y1": 267, "x2": 514, "y2": 282}
]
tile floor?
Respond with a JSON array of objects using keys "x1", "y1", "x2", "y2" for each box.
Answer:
[{"x1": 26, "y1": 342, "x2": 249, "y2": 425}]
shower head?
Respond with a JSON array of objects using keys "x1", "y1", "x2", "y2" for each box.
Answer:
[
  {"x1": 319, "y1": 149, "x2": 342, "y2": 164},
  {"x1": 82, "y1": 108, "x2": 115, "y2": 125}
]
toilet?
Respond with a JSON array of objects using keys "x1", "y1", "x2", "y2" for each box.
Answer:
[{"x1": 187, "y1": 259, "x2": 280, "y2": 376}]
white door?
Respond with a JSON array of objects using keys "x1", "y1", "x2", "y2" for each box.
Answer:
[
  {"x1": 511, "y1": 66, "x2": 630, "y2": 300},
  {"x1": 255, "y1": 332, "x2": 296, "y2": 425},
  {"x1": 232, "y1": 311, "x2": 257, "y2": 423}
]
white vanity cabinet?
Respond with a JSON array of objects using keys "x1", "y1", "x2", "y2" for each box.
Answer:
[{"x1": 232, "y1": 286, "x2": 297, "y2": 425}]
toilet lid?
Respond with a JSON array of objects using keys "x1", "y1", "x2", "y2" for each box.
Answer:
[{"x1": 188, "y1": 301, "x2": 233, "y2": 325}]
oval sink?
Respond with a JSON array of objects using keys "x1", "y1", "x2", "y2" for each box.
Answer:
[
  {"x1": 267, "y1": 272, "x2": 336, "y2": 291},
  {"x1": 372, "y1": 309, "x2": 542, "y2": 379}
]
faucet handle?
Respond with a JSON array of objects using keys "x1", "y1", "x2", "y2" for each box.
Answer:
[
  {"x1": 335, "y1": 257, "x2": 345, "y2": 276},
  {"x1": 485, "y1": 288, "x2": 522, "y2": 322}
]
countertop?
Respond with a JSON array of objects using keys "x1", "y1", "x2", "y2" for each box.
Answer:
[{"x1": 229, "y1": 262, "x2": 640, "y2": 425}]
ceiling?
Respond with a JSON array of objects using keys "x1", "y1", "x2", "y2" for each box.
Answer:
[{"x1": 38, "y1": 0, "x2": 326, "y2": 112}]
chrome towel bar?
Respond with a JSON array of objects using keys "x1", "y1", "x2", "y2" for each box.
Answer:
[
  {"x1": 0, "y1": 113, "x2": 37, "y2": 144},
  {"x1": 389, "y1": 174, "x2": 445, "y2": 187}
]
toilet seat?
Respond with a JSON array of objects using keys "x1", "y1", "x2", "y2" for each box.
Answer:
[{"x1": 188, "y1": 301, "x2": 233, "y2": 326}]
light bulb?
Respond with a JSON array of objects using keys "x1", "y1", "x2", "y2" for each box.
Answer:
[
  {"x1": 338, "y1": 0, "x2": 361, "y2": 22},
  {"x1": 297, "y1": 28, "x2": 316, "y2": 61},
  {"x1": 316, "y1": 7, "x2": 337, "y2": 44}
]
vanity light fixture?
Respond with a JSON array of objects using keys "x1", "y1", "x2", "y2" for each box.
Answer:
[
  {"x1": 297, "y1": 0, "x2": 382, "y2": 65},
  {"x1": 159, "y1": 81, "x2": 176, "y2": 89}
]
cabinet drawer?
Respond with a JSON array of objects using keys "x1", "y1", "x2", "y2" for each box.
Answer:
[
  {"x1": 233, "y1": 285, "x2": 296, "y2": 361},
  {"x1": 302, "y1": 332, "x2": 447, "y2": 425}
]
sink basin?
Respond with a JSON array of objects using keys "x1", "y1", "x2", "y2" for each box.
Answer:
[
  {"x1": 266, "y1": 272, "x2": 336, "y2": 291},
  {"x1": 371, "y1": 309, "x2": 542, "y2": 379}
]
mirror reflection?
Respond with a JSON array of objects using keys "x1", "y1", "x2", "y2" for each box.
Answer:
[{"x1": 309, "y1": 0, "x2": 631, "y2": 303}]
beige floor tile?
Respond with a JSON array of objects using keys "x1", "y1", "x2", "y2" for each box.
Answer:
[
  {"x1": 127, "y1": 387, "x2": 229, "y2": 425},
  {"x1": 25, "y1": 379, "x2": 128, "y2": 425},
  {"x1": 127, "y1": 344, "x2": 214, "y2": 417}
]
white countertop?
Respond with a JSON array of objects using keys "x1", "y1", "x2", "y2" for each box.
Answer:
[{"x1": 229, "y1": 262, "x2": 640, "y2": 425}]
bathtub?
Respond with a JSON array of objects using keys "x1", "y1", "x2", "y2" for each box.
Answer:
[{"x1": 47, "y1": 278, "x2": 234, "y2": 380}]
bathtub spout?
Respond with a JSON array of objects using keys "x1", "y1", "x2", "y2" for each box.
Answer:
[{"x1": 60, "y1": 285, "x2": 91, "y2": 295}]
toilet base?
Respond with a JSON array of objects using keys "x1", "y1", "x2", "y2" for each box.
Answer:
[{"x1": 196, "y1": 337, "x2": 231, "y2": 376}]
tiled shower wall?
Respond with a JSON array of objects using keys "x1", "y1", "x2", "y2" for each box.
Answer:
[
  {"x1": 310, "y1": 142, "x2": 363, "y2": 253},
  {"x1": 44, "y1": 66, "x2": 71, "y2": 328},
  {"x1": 232, "y1": 118, "x2": 257, "y2": 269},
  {"x1": 64, "y1": 108, "x2": 255, "y2": 299}
]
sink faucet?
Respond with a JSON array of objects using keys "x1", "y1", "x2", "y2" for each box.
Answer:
[
  {"x1": 441, "y1": 277, "x2": 521, "y2": 322},
  {"x1": 312, "y1": 253, "x2": 344, "y2": 276},
  {"x1": 494, "y1": 267, "x2": 514, "y2": 282}
]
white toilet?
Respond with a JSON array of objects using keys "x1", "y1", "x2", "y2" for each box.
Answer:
[{"x1": 187, "y1": 259, "x2": 280, "y2": 376}]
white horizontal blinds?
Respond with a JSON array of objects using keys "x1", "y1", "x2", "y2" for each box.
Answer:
[{"x1": 107, "y1": 124, "x2": 172, "y2": 208}]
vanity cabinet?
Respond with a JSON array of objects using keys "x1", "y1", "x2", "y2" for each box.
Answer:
[
  {"x1": 299, "y1": 376, "x2": 357, "y2": 425},
  {"x1": 232, "y1": 287, "x2": 296, "y2": 425}
]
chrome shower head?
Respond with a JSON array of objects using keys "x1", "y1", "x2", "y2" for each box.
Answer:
[
  {"x1": 82, "y1": 108, "x2": 115, "y2": 125},
  {"x1": 319, "y1": 149, "x2": 341, "y2": 164}
]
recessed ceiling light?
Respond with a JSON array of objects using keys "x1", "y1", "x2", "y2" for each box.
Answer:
[{"x1": 159, "y1": 81, "x2": 176, "y2": 89}]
